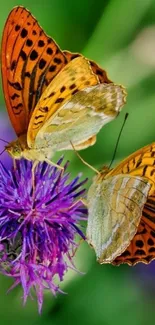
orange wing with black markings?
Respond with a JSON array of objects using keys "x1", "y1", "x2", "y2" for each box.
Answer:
[
  {"x1": 63, "y1": 50, "x2": 111, "y2": 84},
  {"x1": 1, "y1": 7, "x2": 112, "y2": 139},
  {"x1": 107, "y1": 143, "x2": 155, "y2": 193},
  {"x1": 1, "y1": 6, "x2": 67, "y2": 136},
  {"x1": 2, "y1": 7, "x2": 126, "y2": 163}
]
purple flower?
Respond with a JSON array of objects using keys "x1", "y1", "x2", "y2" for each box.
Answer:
[
  {"x1": 0, "y1": 111, "x2": 16, "y2": 169},
  {"x1": 0, "y1": 158, "x2": 87, "y2": 312}
]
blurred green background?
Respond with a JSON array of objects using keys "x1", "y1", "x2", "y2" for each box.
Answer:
[{"x1": 0, "y1": 0, "x2": 155, "y2": 324}]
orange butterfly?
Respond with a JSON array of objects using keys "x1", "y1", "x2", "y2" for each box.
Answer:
[
  {"x1": 87, "y1": 143, "x2": 155, "y2": 265},
  {"x1": 1, "y1": 6, "x2": 126, "y2": 166}
]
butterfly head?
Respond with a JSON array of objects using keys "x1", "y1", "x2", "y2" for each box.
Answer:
[
  {"x1": 98, "y1": 166, "x2": 110, "y2": 179},
  {"x1": 5, "y1": 140, "x2": 23, "y2": 159}
]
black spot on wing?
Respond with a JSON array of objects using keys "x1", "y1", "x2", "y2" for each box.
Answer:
[
  {"x1": 38, "y1": 40, "x2": 45, "y2": 47},
  {"x1": 49, "y1": 65, "x2": 56, "y2": 72},
  {"x1": 30, "y1": 50, "x2": 38, "y2": 61},
  {"x1": 26, "y1": 39, "x2": 33, "y2": 47},
  {"x1": 39, "y1": 106, "x2": 49, "y2": 113},
  {"x1": 136, "y1": 159, "x2": 142, "y2": 168},
  {"x1": 148, "y1": 247, "x2": 155, "y2": 253},
  {"x1": 135, "y1": 249, "x2": 145, "y2": 255},
  {"x1": 11, "y1": 93, "x2": 20, "y2": 100},
  {"x1": 60, "y1": 86, "x2": 66, "y2": 93},
  {"x1": 35, "y1": 114, "x2": 44, "y2": 120},
  {"x1": 69, "y1": 84, "x2": 76, "y2": 90},
  {"x1": 12, "y1": 103, "x2": 23, "y2": 110},
  {"x1": 25, "y1": 72, "x2": 31, "y2": 78},
  {"x1": 46, "y1": 47, "x2": 53, "y2": 55},
  {"x1": 120, "y1": 250, "x2": 131, "y2": 257},
  {"x1": 135, "y1": 240, "x2": 144, "y2": 248},
  {"x1": 15, "y1": 24, "x2": 20, "y2": 32},
  {"x1": 39, "y1": 59, "x2": 46, "y2": 70},
  {"x1": 142, "y1": 166, "x2": 147, "y2": 176},
  {"x1": 20, "y1": 50, "x2": 27, "y2": 61},
  {"x1": 32, "y1": 30, "x2": 37, "y2": 35},
  {"x1": 72, "y1": 89, "x2": 78, "y2": 95},
  {"x1": 8, "y1": 81, "x2": 22, "y2": 91},
  {"x1": 55, "y1": 98, "x2": 64, "y2": 103},
  {"x1": 10, "y1": 60, "x2": 17, "y2": 71},
  {"x1": 54, "y1": 57, "x2": 62, "y2": 64},
  {"x1": 147, "y1": 238, "x2": 154, "y2": 246},
  {"x1": 21, "y1": 28, "x2": 28, "y2": 38}
]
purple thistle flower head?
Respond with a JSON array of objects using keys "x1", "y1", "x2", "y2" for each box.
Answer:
[
  {"x1": 0, "y1": 157, "x2": 87, "y2": 312},
  {"x1": 0, "y1": 111, "x2": 16, "y2": 169}
]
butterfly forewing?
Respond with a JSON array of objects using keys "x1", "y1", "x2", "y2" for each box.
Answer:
[
  {"x1": 1, "y1": 6, "x2": 66, "y2": 136},
  {"x1": 107, "y1": 143, "x2": 155, "y2": 194},
  {"x1": 2, "y1": 7, "x2": 127, "y2": 163},
  {"x1": 63, "y1": 50, "x2": 112, "y2": 84},
  {"x1": 87, "y1": 174, "x2": 150, "y2": 263}
]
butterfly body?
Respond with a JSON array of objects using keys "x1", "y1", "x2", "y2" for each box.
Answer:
[
  {"x1": 6, "y1": 136, "x2": 50, "y2": 162},
  {"x1": 1, "y1": 6, "x2": 126, "y2": 163},
  {"x1": 87, "y1": 143, "x2": 155, "y2": 265}
]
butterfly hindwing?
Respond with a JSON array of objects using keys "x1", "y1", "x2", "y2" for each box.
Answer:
[
  {"x1": 28, "y1": 79, "x2": 126, "y2": 152},
  {"x1": 87, "y1": 174, "x2": 150, "y2": 263},
  {"x1": 113, "y1": 195, "x2": 155, "y2": 265}
]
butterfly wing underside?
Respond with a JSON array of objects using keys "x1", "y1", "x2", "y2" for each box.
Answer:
[
  {"x1": 39, "y1": 83, "x2": 125, "y2": 152},
  {"x1": 110, "y1": 143, "x2": 155, "y2": 265},
  {"x1": 27, "y1": 56, "x2": 126, "y2": 151},
  {"x1": 87, "y1": 174, "x2": 150, "y2": 264},
  {"x1": 112, "y1": 196, "x2": 155, "y2": 265},
  {"x1": 27, "y1": 56, "x2": 99, "y2": 146}
]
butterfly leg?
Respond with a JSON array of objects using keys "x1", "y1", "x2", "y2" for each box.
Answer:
[
  {"x1": 70, "y1": 141, "x2": 100, "y2": 175},
  {"x1": 68, "y1": 197, "x2": 88, "y2": 257},
  {"x1": 71, "y1": 238, "x2": 85, "y2": 258},
  {"x1": 44, "y1": 158, "x2": 64, "y2": 171},
  {"x1": 31, "y1": 160, "x2": 39, "y2": 194},
  {"x1": 59, "y1": 198, "x2": 88, "y2": 212},
  {"x1": 13, "y1": 158, "x2": 17, "y2": 170},
  {"x1": 69, "y1": 198, "x2": 88, "y2": 208}
]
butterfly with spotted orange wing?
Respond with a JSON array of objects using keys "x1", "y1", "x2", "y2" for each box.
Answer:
[{"x1": 1, "y1": 6, "x2": 126, "y2": 166}]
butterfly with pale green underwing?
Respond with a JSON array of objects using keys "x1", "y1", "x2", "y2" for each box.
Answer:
[
  {"x1": 87, "y1": 143, "x2": 155, "y2": 265},
  {"x1": 1, "y1": 6, "x2": 126, "y2": 167}
]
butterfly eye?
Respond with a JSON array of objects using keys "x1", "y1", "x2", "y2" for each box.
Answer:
[{"x1": 6, "y1": 141, "x2": 22, "y2": 159}]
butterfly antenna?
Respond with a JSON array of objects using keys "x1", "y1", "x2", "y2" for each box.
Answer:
[
  {"x1": 109, "y1": 113, "x2": 129, "y2": 169},
  {"x1": 70, "y1": 141, "x2": 100, "y2": 175},
  {"x1": 0, "y1": 148, "x2": 6, "y2": 156},
  {"x1": 0, "y1": 138, "x2": 9, "y2": 144}
]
